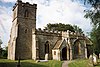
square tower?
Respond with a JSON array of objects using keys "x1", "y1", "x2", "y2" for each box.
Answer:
[{"x1": 8, "y1": 0, "x2": 37, "y2": 60}]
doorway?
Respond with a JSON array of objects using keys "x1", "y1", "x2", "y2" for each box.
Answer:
[{"x1": 62, "y1": 47, "x2": 67, "y2": 60}]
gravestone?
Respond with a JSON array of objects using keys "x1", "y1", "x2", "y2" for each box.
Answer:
[
  {"x1": 99, "y1": 54, "x2": 100, "y2": 59},
  {"x1": 45, "y1": 53, "x2": 48, "y2": 60},
  {"x1": 89, "y1": 53, "x2": 98, "y2": 65}
]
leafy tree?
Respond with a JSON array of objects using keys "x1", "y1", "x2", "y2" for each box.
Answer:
[
  {"x1": 84, "y1": 5, "x2": 100, "y2": 26},
  {"x1": 78, "y1": 0, "x2": 100, "y2": 55},
  {"x1": 90, "y1": 25, "x2": 100, "y2": 56},
  {"x1": 73, "y1": 0, "x2": 100, "y2": 25},
  {"x1": 73, "y1": 25, "x2": 83, "y2": 33},
  {"x1": 72, "y1": 0, "x2": 100, "y2": 55},
  {"x1": 45, "y1": 23, "x2": 75, "y2": 32},
  {"x1": 45, "y1": 23, "x2": 84, "y2": 33},
  {"x1": 76, "y1": 0, "x2": 100, "y2": 7},
  {"x1": 0, "y1": 46, "x2": 8, "y2": 59}
]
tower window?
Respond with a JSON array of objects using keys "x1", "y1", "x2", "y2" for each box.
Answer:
[
  {"x1": 24, "y1": 10, "x2": 29, "y2": 17},
  {"x1": 25, "y1": 29, "x2": 28, "y2": 33}
]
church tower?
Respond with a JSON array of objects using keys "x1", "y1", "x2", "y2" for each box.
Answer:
[{"x1": 8, "y1": 0, "x2": 37, "y2": 60}]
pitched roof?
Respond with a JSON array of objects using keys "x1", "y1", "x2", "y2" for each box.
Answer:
[{"x1": 53, "y1": 39, "x2": 62, "y2": 49}]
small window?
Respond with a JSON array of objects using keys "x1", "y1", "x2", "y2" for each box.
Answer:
[
  {"x1": 24, "y1": 10, "x2": 28, "y2": 17},
  {"x1": 54, "y1": 51, "x2": 56, "y2": 55},
  {"x1": 25, "y1": 29, "x2": 28, "y2": 33}
]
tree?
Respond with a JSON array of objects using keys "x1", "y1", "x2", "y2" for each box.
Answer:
[
  {"x1": 90, "y1": 25, "x2": 100, "y2": 56},
  {"x1": 73, "y1": 25, "x2": 83, "y2": 33},
  {"x1": 2, "y1": 46, "x2": 8, "y2": 58},
  {"x1": 73, "y1": 0, "x2": 100, "y2": 25},
  {"x1": 84, "y1": 6, "x2": 100, "y2": 26},
  {"x1": 79, "y1": 0, "x2": 100, "y2": 55},
  {"x1": 1, "y1": 46, "x2": 8, "y2": 59},
  {"x1": 74, "y1": 0, "x2": 100, "y2": 25},
  {"x1": 44, "y1": 23, "x2": 84, "y2": 33},
  {"x1": 76, "y1": 0, "x2": 100, "y2": 7},
  {"x1": 45, "y1": 23, "x2": 75, "y2": 32}
]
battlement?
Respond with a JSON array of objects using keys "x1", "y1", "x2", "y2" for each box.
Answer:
[
  {"x1": 33, "y1": 28, "x2": 85, "y2": 37},
  {"x1": 13, "y1": 0, "x2": 37, "y2": 11},
  {"x1": 35, "y1": 28, "x2": 62, "y2": 36},
  {"x1": 62, "y1": 30, "x2": 85, "y2": 38}
]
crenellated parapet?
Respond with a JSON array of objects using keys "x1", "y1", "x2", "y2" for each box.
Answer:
[
  {"x1": 32, "y1": 28, "x2": 85, "y2": 38},
  {"x1": 35, "y1": 28, "x2": 62, "y2": 36},
  {"x1": 13, "y1": 0, "x2": 37, "y2": 11},
  {"x1": 62, "y1": 30, "x2": 85, "y2": 39}
]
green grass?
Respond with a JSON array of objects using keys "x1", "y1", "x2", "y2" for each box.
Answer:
[
  {"x1": 68, "y1": 59, "x2": 100, "y2": 67},
  {"x1": 68, "y1": 59, "x2": 90, "y2": 67},
  {"x1": 0, "y1": 59, "x2": 62, "y2": 67}
]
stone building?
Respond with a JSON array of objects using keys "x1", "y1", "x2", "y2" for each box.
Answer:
[{"x1": 8, "y1": 0, "x2": 92, "y2": 60}]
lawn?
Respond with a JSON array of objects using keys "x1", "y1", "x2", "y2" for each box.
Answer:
[
  {"x1": 68, "y1": 59, "x2": 100, "y2": 67},
  {"x1": 0, "y1": 59, "x2": 62, "y2": 67}
]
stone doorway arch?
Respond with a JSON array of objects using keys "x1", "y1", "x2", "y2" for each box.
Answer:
[{"x1": 62, "y1": 47, "x2": 67, "y2": 60}]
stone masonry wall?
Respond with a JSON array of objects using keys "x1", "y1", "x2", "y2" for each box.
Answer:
[{"x1": 36, "y1": 29, "x2": 62, "y2": 60}]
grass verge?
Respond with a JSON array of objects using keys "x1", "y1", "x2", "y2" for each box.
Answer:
[
  {"x1": 0, "y1": 59, "x2": 62, "y2": 67},
  {"x1": 68, "y1": 59, "x2": 100, "y2": 67}
]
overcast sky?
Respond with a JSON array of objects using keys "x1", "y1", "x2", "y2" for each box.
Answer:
[{"x1": 0, "y1": 0, "x2": 92, "y2": 48}]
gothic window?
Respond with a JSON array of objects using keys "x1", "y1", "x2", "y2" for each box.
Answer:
[
  {"x1": 24, "y1": 10, "x2": 29, "y2": 17},
  {"x1": 45, "y1": 41, "x2": 49, "y2": 54},
  {"x1": 73, "y1": 40, "x2": 83, "y2": 59},
  {"x1": 74, "y1": 42, "x2": 79, "y2": 55}
]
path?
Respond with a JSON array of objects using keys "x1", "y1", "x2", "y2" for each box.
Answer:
[
  {"x1": 62, "y1": 61, "x2": 71, "y2": 67},
  {"x1": 62, "y1": 61, "x2": 68, "y2": 67}
]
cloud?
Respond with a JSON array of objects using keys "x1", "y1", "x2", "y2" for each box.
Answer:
[
  {"x1": 0, "y1": 6, "x2": 12, "y2": 47},
  {"x1": 0, "y1": 0, "x2": 16, "y2": 3},
  {"x1": 35, "y1": 0, "x2": 92, "y2": 33},
  {"x1": 0, "y1": 0, "x2": 92, "y2": 47}
]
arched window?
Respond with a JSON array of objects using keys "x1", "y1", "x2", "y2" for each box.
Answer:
[
  {"x1": 74, "y1": 42, "x2": 79, "y2": 55},
  {"x1": 45, "y1": 41, "x2": 49, "y2": 54},
  {"x1": 73, "y1": 40, "x2": 83, "y2": 59},
  {"x1": 24, "y1": 10, "x2": 28, "y2": 17}
]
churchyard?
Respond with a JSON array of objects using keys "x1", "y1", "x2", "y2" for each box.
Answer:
[
  {"x1": 0, "y1": 58, "x2": 100, "y2": 67},
  {"x1": 0, "y1": 0, "x2": 99, "y2": 67},
  {"x1": 0, "y1": 59, "x2": 62, "y2": 67},
  {"x1": 69, "y1": 59, "x2": 100, "y2": 67}
]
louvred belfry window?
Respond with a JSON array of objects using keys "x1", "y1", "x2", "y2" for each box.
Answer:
[{"x1": 24, "y1": 10, "x2": 28, "y2": 17}]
